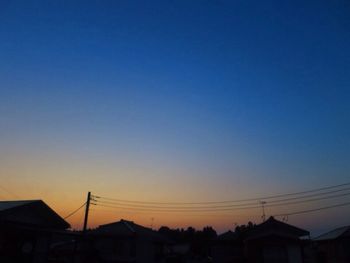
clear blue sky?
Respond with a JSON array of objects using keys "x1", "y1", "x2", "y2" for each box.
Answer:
[{"x1": 0, "y1": 0, "x2": 349, "y2": 232}]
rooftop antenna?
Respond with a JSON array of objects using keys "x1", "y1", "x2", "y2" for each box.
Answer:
[
  {"x1": 150, "y1": 217, "x2": 154, "y2": 229},
  {"x1": 260, "y1": 201, "x2": 266, "y2": 222}
]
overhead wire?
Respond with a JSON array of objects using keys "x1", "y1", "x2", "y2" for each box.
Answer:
[
  {"x1": 64, "y1": 202, "x2": 87, "y2": 219},
  {"x1": 92, "y1": 190, "x2": 350, "y2": 211},
  {"x1": 92, "y1": 181, "x2": 350, "y2": 205},
  {"x1": 94, "y1": 203, "x2": 262, "y2": 213},
  {"x1": 0, "y1": 185, "x2": 20, "y2": 199},
  {"x1": 90, "y1": 182, "x2": 350, "y2": 220},
  {"x1": 274, "y1": 201, "x2": 350, "y2": 217},
  {"x1": 92, "y1": 187, "x2": 350, "y2": 209},
  {"x1": 92, "y1": 192, "x2": 350, "y2": 213}
]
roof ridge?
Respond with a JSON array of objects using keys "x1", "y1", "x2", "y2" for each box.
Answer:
[
  {"x1": 0, "y1": 200, "x2": 42, "y2": 211},
  {"x1": 122, "y1": 220, "x2": 136, "y2": 233},
  {"x1": 314, "y1": 225, "x2": 350, "y2": 240},
  {"x1": 0, "y1": 200, "x2": 41, "y2": 203}
]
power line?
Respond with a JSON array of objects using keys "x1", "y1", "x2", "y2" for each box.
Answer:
[
  {"x1": 88, "y1": 187, "x2": 350, "y2": 232},
  {"x1": 264, "y1": 192, "x2": 350, "y2": 209},
  {"x1": 64, "y1": 202, "x2": 87, "y2": 219},
  {"x1": 91, "y1": 207, "x2": 252, "y2": 218},
  {"x1": 94, "y1": 202, "x2": 261, "y2": 212},
  {"x1": 94, "y1": 203, "x2": 261, "y2": 213},
  {"x1": 89, "y1": 182, "x2": 350, "y2": 225},
  {"x1": 94, "y1": 188, "x2": 350, "y2": 209},
  {"x1": 0, "y1": 185, "x2": 20, "y2": 199},
  {"x1": 274, "y1": 201, "x2": 350, "y2": 217},
  {"x1": 262, "y1": 187, "x2": 350, "y2": 204},
  {"x1": 95, "y1": 192, "x2": 350, "y2": 210},
  {"x1": 93, "y1": 186, "x2": 350, "y2": 209},
  {"x1": 93, "y1": 181, "x2": 350, "y2": 205},
  {"x1": 93, "y1": 192, "x2": 350, "y2": 212}
]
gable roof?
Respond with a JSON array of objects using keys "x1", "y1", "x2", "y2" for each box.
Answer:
[
  {"x1": 0, "y1": 200, "x2": 38, "y2": 211},
  {"x1": 93, "y1": 219, "x2": 170, "y2": 243},
  {"x1": 0, "y1": 200, "x2": 70, "y2": 230},
  {"x1": 314, "y1": 226, "x2": 350, "y2": 241},
  {"x1": 245, "y1": 216, "x2": 309, "y2": 240},
  {"x1": 95, "y1": 219, "x2": 136, "y2": 236}
]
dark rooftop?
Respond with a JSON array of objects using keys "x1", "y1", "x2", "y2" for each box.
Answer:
[
  {"x1": 93, "y1": 219, "x2": 171, "y2": 243},
  {"x1": 314, "y1": 226, "x2": 350, "y2": 241},
  {"x1": 245, "y1": 216, "x2": 309, "y2": 240},
  {"x1": 0, "y1": 200, "x2": 70, "y2": 230}
]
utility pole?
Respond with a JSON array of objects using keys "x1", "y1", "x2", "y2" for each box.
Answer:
[
  {"x1": 260, "y1": 201, "x2": 266, "y2": 222},
  {"x1": 83, "y1": 191, "x2": 91, "y2": 234},
  {"x1": 72, "y1": 192, "x2": 91, "y2": 263}
]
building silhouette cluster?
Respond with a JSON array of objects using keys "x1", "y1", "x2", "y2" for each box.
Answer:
[{"x1": 0, "y1": 200, "x2": 349, "y2": 263}]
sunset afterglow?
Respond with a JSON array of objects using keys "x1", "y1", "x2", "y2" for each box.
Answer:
[{"x1": 1, "y1": 0, "x2": 349, "y2": 236}]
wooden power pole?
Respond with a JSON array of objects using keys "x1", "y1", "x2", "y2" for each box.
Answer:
[
  {"x1": 72, "y1": 192, "x2": 91, "y2": 263},
  {"x1": 83, "y1": 191, "x2": 91, "y2": 234}
]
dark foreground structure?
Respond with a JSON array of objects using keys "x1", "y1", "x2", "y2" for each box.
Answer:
[
  {"x1": 51, "y1": 219, "x2": 172, "y2": 263},
  {"x1": 212, "y1": 216, "x2": 310, "y2": 263},
  {"x1": 1, "y1": 200, "x2": 348, "y2": 263},
  {"x1": 314, "y1": 226, "x2": 350, "y2": 263},
  {"x1": 0, "y1": 200, "x2": 70, "y2": 263}
]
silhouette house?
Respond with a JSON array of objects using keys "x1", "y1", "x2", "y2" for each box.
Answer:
[
  {"x1": 244, "y1": 216, "x2": 309, "y2": 263},
  {"x1": 87, "y1": 219, "x2": 171, "y2": 263},
  {"x1": 314, "y1": 225, "x2": 350, "y2": 263},
  {"x1": 0, "y1": 200, "x2": 69, "y2": 263},
  {"x1": 212, "y1": 216, "x2": 309, "y2": 263},
  {"x1": 211, "y1": 230, "x2": 244, "y2": 263}
]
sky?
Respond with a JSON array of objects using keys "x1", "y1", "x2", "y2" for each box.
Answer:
[{"x1": 0, "y1": 0, "x2": 349, "y2": 235}]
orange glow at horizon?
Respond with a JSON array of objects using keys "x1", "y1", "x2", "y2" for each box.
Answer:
[{"x1": 1, "y1": 151, "x2": 350, "y2": 235}]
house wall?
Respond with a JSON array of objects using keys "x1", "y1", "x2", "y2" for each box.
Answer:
[
  {"x1": 92, "y1": 236, "x2": 165, "y2": 263},
  {"x1": 317, "y1": 238, "x2": 350, "y2": 263},
  {"x1": 287, "y1": 244, "x2": 302, "y2": 263},
  {"x1": 136, "y1": 238, "x2": 156, "y2": 263},
  {"x1": 245, "y1": 236, "x2": 304, "y2": 263},
  {"x1": 262, "y1": 244, "x2": 288, "y2": 263},
  {"x1": 211, "y1": 237, "x2": 306, "y2": 263},
  {"x1": 0, "y1": 224, "x2": 52, "y2": 263},
  {"x1": 211, "y1": 242, "x2": 244, "y2": 263},
  {"x1": 94, "y1": 236, "x2": 136, "y2": 261}
]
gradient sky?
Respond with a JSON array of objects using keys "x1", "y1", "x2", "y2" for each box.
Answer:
[{"x1": 0, "y1": 0, "x2": 349, "y2": 235}]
